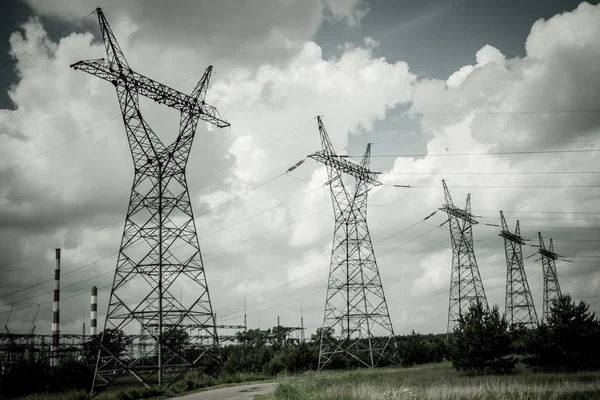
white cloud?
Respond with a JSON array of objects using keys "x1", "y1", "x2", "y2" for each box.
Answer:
[{"x1": 1, "y1": 1, "x2": 599, "y2": 339}]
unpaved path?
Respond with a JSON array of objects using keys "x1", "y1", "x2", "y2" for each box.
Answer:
[{"x1": 171, "y1": 382, "x2": 277, "y2": 400}]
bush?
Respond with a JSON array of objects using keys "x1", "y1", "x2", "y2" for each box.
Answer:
[
  {"x1": 523, "y1": 294, "x2": 600, "y2": 372},
  {"x1": 0, "y1": 359, "x2": 93, "y2": 397},
  {"x1": 447, "y1": 301, "x2": 515, "y2": 374}
]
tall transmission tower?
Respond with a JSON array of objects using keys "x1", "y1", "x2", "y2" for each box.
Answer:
[
  {"x1": 499, "y1": 212, "x2": 538, "y2": 330},
  {"x1": 309, "y1": 116, "x2": 398, "y2": 370},
  {"x1": 440, "y1": 180, "x2": 488, "y2": 333},
  {"x1": 537, "y1": 233, "x2": 562, "y2": 322},
  {"x1": 71, "y1": 8, "x2": 229, "y2": 396}
]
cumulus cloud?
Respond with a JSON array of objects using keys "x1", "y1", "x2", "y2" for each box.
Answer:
[
  {"x1": 24, "y1": 0, "x2": 370, "y2": 71},
  {"x1": 1, "y1": 1, "x2": 599, "y2": 339}
]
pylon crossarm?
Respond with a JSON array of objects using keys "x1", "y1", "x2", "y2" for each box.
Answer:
[
  {"x1": 499, "y1": 230, "x2": 527, "y2": 245},
  {"x1": 440, "y1": 205, "x2": 479, "y2": 224},
  {"x1": 70, "y1": 60, "x2": 229, "y2": 128},
  {"x1": 539, "y1": 248, "x2": 559, "y2": 260},
  {"x1": 309, "y1": 152, "x2": 381, "y2": 186}
]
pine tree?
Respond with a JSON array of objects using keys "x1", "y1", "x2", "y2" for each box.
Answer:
[
  {"x1": 447, "y1": 301, "x2": 515, "y2": 374},
  {"x1": 524, "y1": 294, "x2": 600, "y2": 372}
]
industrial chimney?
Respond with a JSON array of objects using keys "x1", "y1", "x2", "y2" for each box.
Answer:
[
  {"x1": 90, "y1": 286, "x2": 98, "y2": 336},
  {"x1": 51, "y1": 248, "x2": 61, "y2": 366}
]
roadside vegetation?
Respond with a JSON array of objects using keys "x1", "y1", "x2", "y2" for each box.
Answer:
[{"x1": 3, "y1": 294, "x2": 600, "y2": 399}]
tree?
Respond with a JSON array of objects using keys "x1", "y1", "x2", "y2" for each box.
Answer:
[
  {"x1": 524, "y1": 294, "x2": 600, "y2": 372},
  {"x1": 447, "y1": 301, "x2": 515, "y2": 374},
  {"x1": 235, "y1": 328, "x2": 269, "y2": 348},
  {"x1": 83, "y1": 328, "x2": 130, "y2": 367},
  {"x1": 400, "y1": 331, "x2": 428, "y2": 366},
  {"x1": 164, "y1": 327, "x2": 189, "y2": 354},
  {"x1": 310, "y1": 327, "x2": 334, "y2": 343}
]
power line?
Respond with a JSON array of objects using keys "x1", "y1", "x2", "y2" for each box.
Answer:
[
  {"x1": 219, "y1": 230, "x2": 449, "y2": 320},
  {"x1": 0, "y1": 252, "x2": 117, "y2": 300},
  {"x1": 371, "y1": 140, "x2": 600, "y2": 145},
  {"x1": 476, "y1": 211, "x2": 600, "y2": 215},
  {"x1": 387, "y1": 184, "x2": 600, "y2": 189},
  {"x1": 0, "y1": 283, "x2": 112, "y2": 316},
  {"x1": 0, "y1": 204, "x2": 332, "y2": 313},
  {"x1": 0, "y1": 11, "x2": 95, "y2": 70},
  {"x1": 349, "y1": 149, "x2": 600, "y2": 158},
  {"x1": 323, "y1": 109, "x2": 600, "y2": 117},
  {"x1": 0, "y1": 118, "x2": 315, "y2": 272},
  {"x1": 382, "y1": 171, "x2": 600, "y2": 175},
  {"x1": 0, "y1": 179, "x2": 327, "y2": 301},
  {"x1": 2, "y1": 205, "x2": 333, "y2": 309}
]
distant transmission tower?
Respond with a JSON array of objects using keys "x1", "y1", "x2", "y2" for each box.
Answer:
[
  {"x1": 440, "y1": 180, "x2": 488, "y2": 333},
  {"x1": 537, "y1": 233, "x2": 562, "y2": 322},
  {"x1": 499, "y1": 212, "x2": 538, "y2": 330},
  {"x1": 309, "y1": 116, "x2": 399, "y2": 370},
  {"x1": 71, "y1": 8, "x2": 229, "y2": 396}
]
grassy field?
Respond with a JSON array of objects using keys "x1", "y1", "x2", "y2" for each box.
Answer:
[
  {"x1": 18, "y1": 371, "x2": 273, "y2": 400},
  {"x1": 16, "y1": 363, "x2": 600, "y2": 400},
  {"x1": 258, "y1": 363, "x2": 600, "y2": 400}
]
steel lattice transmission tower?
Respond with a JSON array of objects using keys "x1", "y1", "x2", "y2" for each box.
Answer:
[
  {"x1": 499, "y1": 212, "x2": 538, "y2": 330},
  {"x1": 71, "y1": 8, "x2": 229, "y2": 396},
  {"x1": 537, "y1": 233, "x2": 562, "y2": 322},
  {"x1": 309, "y1": 116, "x2": 399, "y2": 370},
  {"x1": 440, "y1": 180, "x2": 488, "y2": 333}
]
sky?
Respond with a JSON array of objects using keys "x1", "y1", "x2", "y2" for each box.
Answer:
[{"x1": 0, "y1": 0, "x2": 599, "y2": 340}]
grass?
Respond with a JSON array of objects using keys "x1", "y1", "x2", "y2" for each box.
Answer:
[
  {"x1": 257, "y1": 363, "x2": 600, "y2": 400},
  {"x1": 18, "y1": 371, "x2": 273, "y2": 400},
  {"x1": 17, "y1": 364, "x2": 600, "y2": 400}
]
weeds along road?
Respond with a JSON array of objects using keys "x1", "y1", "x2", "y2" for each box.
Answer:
[{"x1": 171, "y1": 382, "x2": 277, "y2": 400}]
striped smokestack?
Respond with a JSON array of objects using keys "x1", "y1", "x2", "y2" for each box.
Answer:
[
  {"x1": 90, "y1": 286, "x2": 98, "y2": 336},
  {"x1": 51, "y1": 248, "x2": 61, "y2": 365}
]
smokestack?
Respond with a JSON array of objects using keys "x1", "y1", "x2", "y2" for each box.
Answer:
[
  {"x1": 90, "y1": 286, "x2": 98, "y2": 336},
  {"x1": 51, "y1": 248, "x2": 61, "y2": 366}
]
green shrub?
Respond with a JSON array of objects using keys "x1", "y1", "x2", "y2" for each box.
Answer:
[
  {"x1": 447, "y1": 301, "x2": 515, "y2": 374},
  {"x1": 524, "y1": 294, "x2": 600, "y2": 372}
]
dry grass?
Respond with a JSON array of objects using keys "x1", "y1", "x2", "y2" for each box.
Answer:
[
  {"x1": 19, "y1": 371, "x2": 272, "y2": 400},
  {"x1": 260, "y1": 363, "x2": 600, "y2": 400}
]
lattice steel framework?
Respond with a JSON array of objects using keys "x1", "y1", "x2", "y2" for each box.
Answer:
[
  {"x1": 499, "y1": 212, "x2": 538, "y2": 330},
  {"x1": 71, "y1": 8, "x2": 229, "y2": 396},
  {"x1": 440, "y1": 180, "x2": 488, "y2": 333},
  {"x1": 309, "y1": 116, "x2": 398, "y2": 370},
  {"x1": 537, "y1": 233, "x2": 562, "y2": 322}
]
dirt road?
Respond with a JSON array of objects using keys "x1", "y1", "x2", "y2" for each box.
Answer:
[{"x1": 171, "y1": 382, "x2": 277, "y2": 400}]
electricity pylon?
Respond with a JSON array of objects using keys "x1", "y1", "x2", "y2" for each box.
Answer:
[
  {"x1": 440, "y1": 180, "x2": 488, "y2": 333},
  {"x1": 499, "y1": 212, "x2": 538, "y2": 330},
  {"x1": 71, "y1": 8, "x2": 229, "y2": 396},
  {"x1": 537, "y1": 233, "x2": 562, "y2": 322},
  {"x1": 308, "y1": 116, "x2": 399, "y2": 370}
]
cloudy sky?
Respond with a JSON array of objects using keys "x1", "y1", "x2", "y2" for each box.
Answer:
[{"x1": 0, "y1": 0, "x2": 599, "y2": 339}]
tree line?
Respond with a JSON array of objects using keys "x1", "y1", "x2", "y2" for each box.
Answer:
[{"x1": 1, "y1": 294, "x2": 599, "y2": 397}]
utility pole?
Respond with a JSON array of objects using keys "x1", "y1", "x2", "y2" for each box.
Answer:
[
  {"x1": 537, "y1": 233, "x2": 562, "y2": 322},
  {"x1": 308, "y1": 116, "x2": 399, "y2": 370},
  {"x1": 71, "y1": 7, "x2": 229, "y2": 396},
  {"x1": 440, "y1": 180, "x2": 488, "y2": 333},
  {"x1": 300, "y1": 300, "x2": 305, "y2": 343},
  {"x1": 499, "y1": 212, "x2": 538, "y2": 330}
]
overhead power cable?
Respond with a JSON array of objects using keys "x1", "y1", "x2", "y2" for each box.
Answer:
[
  {"x1": 347, "y1": 149, "x2": 600, "y2": 158},
  {"x1": 0, "y1": 117, "x2": 315, "y2": 272},
  {"x1": 322, "y1": 109, "x2": 600, "y2": 117},
  {"x1": 0, "y1": 11, "x2": 95, "y2": 70},
  {"x1": 383, "y1": 171, "x2": 600, "y2": 175},
  {"x1": 0, "y1": 180, "x2": 328, "y2": 301}
]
